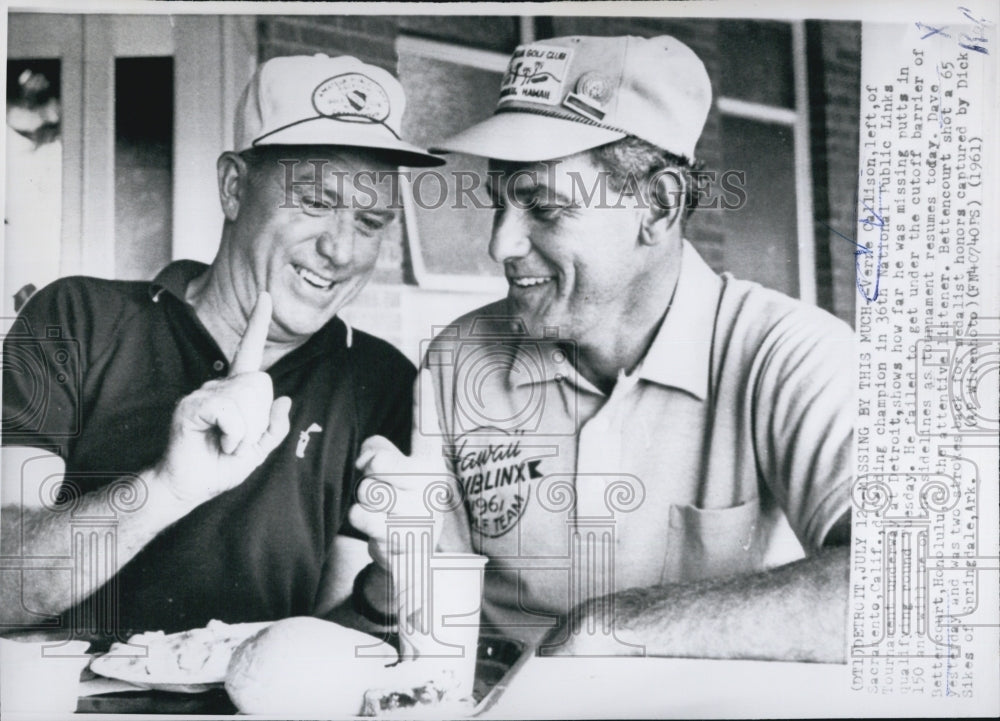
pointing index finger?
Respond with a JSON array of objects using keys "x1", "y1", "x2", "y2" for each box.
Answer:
[{"x1": 230, "y1": 292, "x2": 272, "y2": 375}]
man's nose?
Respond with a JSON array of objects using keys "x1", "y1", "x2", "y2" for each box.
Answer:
[
  {"x1": 489, "y1": 207, "x2": 531, "y2": 264},
  {"x1": 316, "y1": 219, "x2": 354, "y2": 266}
]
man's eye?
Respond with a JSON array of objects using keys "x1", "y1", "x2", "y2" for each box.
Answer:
[
  {"x1": 357, "y1": 213, "x2": 390, "y2": 232},
  {"x1": 300, "y1": 196, "x2": 334, "y2": 213},
  {"x1": 531, "y1": 204, "x2": 569, "y2": 221}
]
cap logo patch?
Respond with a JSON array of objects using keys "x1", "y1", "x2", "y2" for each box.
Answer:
[
  {"x1": 563, "y1": 71, "x2": 614, "y2": 121},
  {"x1": 498, "y1": 44, "x2": 574, "y2": 107},
  {"x1": 312, "y1": 73, "x2": 390, "y2": 123}
]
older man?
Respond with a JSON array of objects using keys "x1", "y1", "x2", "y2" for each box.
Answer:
[
  {"x1": 1, "y1": 54, "x2": 442, "y2": 640},
  {"x1": 353, "y1": 35, "x2": 853, "y2": 662}
]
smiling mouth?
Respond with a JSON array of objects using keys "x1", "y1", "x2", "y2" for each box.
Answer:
[
  {"x1": 294, "y1": 264, "x2": 335, "y2": 290},
  {"x1": 508, "y1": 276, "x2": 555, "y2": 288}
]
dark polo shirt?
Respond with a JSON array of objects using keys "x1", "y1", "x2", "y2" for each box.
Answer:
[{"x1": 2, "y1": 261, "x2": 414, "y2": 639}]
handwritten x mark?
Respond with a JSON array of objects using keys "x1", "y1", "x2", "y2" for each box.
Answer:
[
  {"x1": 916, "y1": 22, "x2": 951, "y2": 39},
  {"x1": 819, "y1": 185, "x2": 885, "y2": 303}
]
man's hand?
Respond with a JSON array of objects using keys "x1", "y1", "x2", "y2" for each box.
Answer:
[
  {"x1": 349, "y1": 370, "x2": 453, "y2": 572},
  {"x1": 349, "y1": 438, "x2": 449, "y2": 572},
  {"x1": 155, "y1": 292, "x2": 292, "y2": 506},
  {"x1": 1, "y1": 293, "x2": 294, "y2": 623}
]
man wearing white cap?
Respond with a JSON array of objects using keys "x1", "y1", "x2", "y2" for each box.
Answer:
[
  {"x1": 354, "y1": 36, "x2": 853, "y2": 661},
  {"x1": 1, "y1": 54, "x2": 442, "y2": 639}
]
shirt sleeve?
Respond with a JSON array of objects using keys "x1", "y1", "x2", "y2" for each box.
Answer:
[
  {"x1": 2, "y1": 282, "x2": 84, "y2": 456},
  {"x1": 339, "y1": 342, "x2": 417, "y2": 541},
  {"x1": 753, "y1": 305, "x2": 855, "y2": 553},
  {"x1": 377, "y1": 361, "x2": 416, "y2": 457}
]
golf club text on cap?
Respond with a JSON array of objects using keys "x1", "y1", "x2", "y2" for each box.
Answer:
[
  {"x1": 234, "y1": 53, "x2": 443, "y2": 167},
  {"x1": 432, "y1": 35, "x2": 712, "y2": 163}
]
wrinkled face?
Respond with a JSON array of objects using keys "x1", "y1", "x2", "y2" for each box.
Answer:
[
  {"x1": 487, "y1": 153, "x2": 648, "y2": 344},
  {"x1": 227, "y1": 148, "x2": 397, "y2": 342}
]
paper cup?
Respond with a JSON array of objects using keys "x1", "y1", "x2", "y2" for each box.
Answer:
[
  {"x1": 0, "y1": 638, "x2": 91, "y2": 713},
  {"x1": 396, "y1": 552, "x2": 488, "y2": 695}
]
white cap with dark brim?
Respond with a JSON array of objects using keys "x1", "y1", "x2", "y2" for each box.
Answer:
[{"x1": 236, "y1": 53, "x2": 445, "y2": 168}]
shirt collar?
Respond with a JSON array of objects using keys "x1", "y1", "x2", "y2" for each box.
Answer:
[
  {"x1": 496, "y1": 310, "x2": 581, "y2": 391},
  {"x1": 636, "y1": 239, "x2": 721, "y2": 400},
  {"x1": 508, "y1": 240, "x2": 721, "y2": 400},
  {"x1": 149, "y1": 259, "x2": 208, "y2": 303}
]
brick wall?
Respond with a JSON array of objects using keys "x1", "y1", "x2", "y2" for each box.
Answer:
[
  {"x1": 808, "y1": 21, "x2": 862, "y2": 326},
  {"x1": 258, "y1": 15, "x2": 399, "y2": 70}
]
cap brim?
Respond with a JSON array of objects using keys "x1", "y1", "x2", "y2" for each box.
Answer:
[
  {"x1": 431, "y1": 112, "x2": 625, "y2": 162},
  {"x1": 250, "y1": 117, "x2": 445, "y2": 167}
]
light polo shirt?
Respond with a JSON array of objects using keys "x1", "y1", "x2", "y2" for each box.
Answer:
[{"x1": 424, "y1": 240, "x2": 855, "y2": 644}]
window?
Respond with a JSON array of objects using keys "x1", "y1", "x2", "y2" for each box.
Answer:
[
  {"x1": 396, "y1": 36, "x2": 510, "y2": 292},
  {"x1": 114, "y1": 57, "x2": 173, "y2": 280},
  {"x1": 716, "y1": 20, "x2": 816, "y2": 303},
  {"x1": 5, "y1": 58, "x2": 63, "y2": 314}
]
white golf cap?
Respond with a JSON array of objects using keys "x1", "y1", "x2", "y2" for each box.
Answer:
[
  {"x1": 433, "y1": 35, "x2": 712, "y2": 163},
  {"x1": 234, "y1": 54, "x2": 444, "y2": 167}
]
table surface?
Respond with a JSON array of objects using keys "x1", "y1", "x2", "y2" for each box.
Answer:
[
  {"x1": 67, "y1": 655, "x2": 996, "y2": 719},
  {"x1": 480, "y1": 655, "x2": 997, "y2": 719},
  {"x1": 4, "y1": 633, "x2": 997, "y2": 718}
]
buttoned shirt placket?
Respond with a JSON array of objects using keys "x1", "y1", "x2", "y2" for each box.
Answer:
[{"x1": 566, "y1": 368, "x2": 643, "y2": 631}]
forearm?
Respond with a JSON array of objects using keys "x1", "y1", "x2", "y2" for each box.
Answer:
[
  {"x1": 1, "y1": 469, "x2": 195, "y2": 624},
  {"x1": 560, "y1": 546, "x2": 849, "y2": 662}
]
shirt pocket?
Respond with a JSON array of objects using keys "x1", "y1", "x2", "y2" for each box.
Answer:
[{"x1": 661, "y1": 499, "x2": 765, "y2": 583}]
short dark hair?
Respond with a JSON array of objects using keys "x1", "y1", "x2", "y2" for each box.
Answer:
[
  {"x1": 588, "y1": 136, "x2": 699, "y2": 223},
  {"x1": 237, "y1": 145, "x2": 306, "y2": 192}
]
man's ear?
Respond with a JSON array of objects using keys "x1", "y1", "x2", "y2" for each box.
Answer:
[
  {"x1": 217, "y1": 151, "x2": 248, "y2": 221},
  {"x1": 639, "y1": 169, "x2": 685, "y2": 245}
]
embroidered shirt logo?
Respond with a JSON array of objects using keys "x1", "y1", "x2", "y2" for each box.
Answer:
[{"x1": 296, "y1": 423, "x2": 323, "y2": 458}]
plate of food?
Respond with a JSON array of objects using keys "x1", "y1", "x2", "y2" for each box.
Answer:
[
  {"x1": 88, "y1": 619, "x2": 274, "y2": 693},
  {"x1": 81, "y1": 617, "x2": 529, "y2": 716},
  {"x1": 224, "y1": 616, "x2": 422, "y2": 716},
  {"x1": 223, "y1": 617, "x2": 528, "y2": 718}
]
